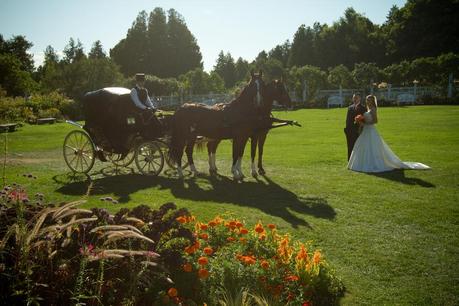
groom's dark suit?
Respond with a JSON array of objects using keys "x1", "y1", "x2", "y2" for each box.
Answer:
[{"x1": 344, "y1": 103, "x2": 366, "y2": 160}]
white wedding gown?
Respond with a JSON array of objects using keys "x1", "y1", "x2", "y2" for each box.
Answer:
[{"x1": 348, "y1": 112, "x2": 430, "y2": 173}]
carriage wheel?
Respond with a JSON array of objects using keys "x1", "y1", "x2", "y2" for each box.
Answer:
[
  {"x1": 106, "y1": 151, "x2": 135, "y2": 167},
  {"x1": 135, "y1": 141, "x2": 164, "y2": 176},
  {"x1": 156, "y1": 140, "x2": 189, "y2": 170},
  {"x1": 63, "y1": 130, "x2": 96, "y2": 174}
]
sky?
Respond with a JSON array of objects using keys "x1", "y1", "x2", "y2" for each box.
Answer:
[{"x1": 0, "y1": 0, "x2": 406, "y2": 72}]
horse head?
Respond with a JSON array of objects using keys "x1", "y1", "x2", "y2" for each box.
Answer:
[
  {"x1": 235, "y1": 70, "x2": 266, "y2": 109},
  {"x1": 265, "y1": 79, "x2": 292, "y2": 109}
]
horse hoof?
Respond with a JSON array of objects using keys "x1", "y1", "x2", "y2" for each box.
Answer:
[
  {"x1": 258, "y1": 168, "x2": 266, "y2": 175},
  {"x1": 251, "y1": 171, "x2": 258, "y2": 178}
]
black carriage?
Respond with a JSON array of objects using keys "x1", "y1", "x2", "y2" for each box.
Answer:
[{"x1": 63, "y1": 87, "x2": 180, "y2": 176}]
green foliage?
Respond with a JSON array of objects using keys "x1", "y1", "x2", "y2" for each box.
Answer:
[
  {"x1": 0, "y1": 53, "x2": 38, "y2": 97},
  {"x1": 328, "y1": 64, "x2": 354, "y2": 88},
  {"x1": 110, "y1": 8, "x2": 203, "y2": 78},
  {"x1": 0, "y1": 91, "x2": 77, "y2": 123},
  {"x1": 38, "y1": 39, "x2": 125, "y2": 100},
  {"x1": 288, "y1": 65, "x2": 327, "y2": 101},
  {"x1": 213, "y1": 51, "x2": 238, "y2": 89},
  {"x1": 352, "y1": 62, "x2": 382, "y2": 89},
  {"x1": 180, "y1": 68, "x2": 225, "y2": 94}
]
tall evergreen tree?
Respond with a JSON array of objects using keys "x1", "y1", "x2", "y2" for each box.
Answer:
[
  {"x1": 213, "y1": 51, "x2": 237, "y2": 88},
  {"x1": 88, "y1": 40, "x2": 106, "y2": 59},
  {"x1": 146, "y1": 7, "x2": 168, "y2": 76}
]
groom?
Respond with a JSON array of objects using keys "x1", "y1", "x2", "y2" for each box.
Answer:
[{"x1": 344, "y1": 93, "x2": 366, "y2": 160}]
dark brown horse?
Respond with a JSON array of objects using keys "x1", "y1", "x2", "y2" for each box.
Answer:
[
  {"x1": 206, "y1": 79, "x2": 292, "y2": 178},
  {"x1": 168, "y1": 72, "x2": 266, "y2": 178}
]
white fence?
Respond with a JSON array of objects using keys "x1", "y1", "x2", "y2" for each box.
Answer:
[
  {"x1": 155, "y1": 93, "x2": 234, "y2": 108},
  {"x1": 289, "y1": 85, "x2": 440, "y2": 107},
  {"x1": 154, "y1": 85, "x2": 441, "y2": 108}
]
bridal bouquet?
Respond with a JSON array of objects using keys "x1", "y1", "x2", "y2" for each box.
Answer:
[{"x1": 354, "y1": 114, "x2": 365, "y2": 124}]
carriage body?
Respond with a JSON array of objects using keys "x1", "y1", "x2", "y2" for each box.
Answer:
[{"x1": 63, "y1": 87, "x2": 169, "y2": 176}]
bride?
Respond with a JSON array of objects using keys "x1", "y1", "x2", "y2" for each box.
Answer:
[{"x1": 348, "y1": 95, "x2": 430, "y2": 173}]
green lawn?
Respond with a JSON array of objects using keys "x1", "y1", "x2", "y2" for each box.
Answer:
[{"x1": 2, "y1": 106, "x2": 459, "y2": 305}]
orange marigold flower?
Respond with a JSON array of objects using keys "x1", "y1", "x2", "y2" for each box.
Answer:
[
  {"x1": 200, "y1": 223, "x2": 208, "y2": 231},
  {"x1": 198, "y1": 268, "x2": 209, "y2": 279},
  {"x1": 254, "y1": 221, "x2": 264, "y2": 233},
  {"x1": 226, "y1": 237, "x2": 235, "y2": 242},
  {"x1": 268, "y1": 224, "x2": 276, "y2": 230},
  {"x1": 208, "y1": 220, "x2": 217, "y2": 227},
  {"x1": 285, "y1": 275, "x2": 299, "y2": 282},
  {"x1": 259, "y1": 233, "x2": 266, "y2": 240},
  {"x1": 198, "y1": 256, "x2": 209, "y2": 266},
  {"x1": 167, "y1": 287, "x2": 178, "y2": 297},
  {"x1": 238, "y1": 255, "x2": 256, "y2": 265},
  {"x1": 176, "y1": 216, "x2": 187, "y2": 224},
  {"x1": 260, "y1": 260, "x2": 269, "y2": 269},
  {"x1": 184, "y1": 246, "x2": 195, "y2": 255},
  {"x1": 229, "y1": 220, "x2": 237, "y2": 227},
  {"x1": 240, "y1": 228, "x2": 249, "y2": 235},
  {"x1": 199, "y1": 233, "x2": 209, "y2": 240},
  {"x1": 183, "y1": 263, "x2": 193, "y2": 272},
  {"x1": 235, "y1": 221, "x2": 243, "y2": 228},
  {"x1": 239, "y1": 237, "x2": 247, "y2": 244},
  {"x1": 313, "y1": 250, "x2": 321, "y2": 264},
  {"x1": 296, "y1": 244, "x2": 309, "y2": 261},
  {"x1": 203, "y1": 247, "x2": 213, "y2": 255}
]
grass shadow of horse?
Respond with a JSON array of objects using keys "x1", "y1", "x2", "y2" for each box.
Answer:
[{"x1": 55, "y1": 169, "x2": 336, "y2": 229}]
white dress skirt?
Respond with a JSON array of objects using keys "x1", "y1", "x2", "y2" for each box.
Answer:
[{"x1": 348, "y1": 112, "x2": 430, "y2": 173}]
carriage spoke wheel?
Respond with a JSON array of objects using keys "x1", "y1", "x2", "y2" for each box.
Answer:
[
  {"x1": 135, "y1": 141, "x2": 164, "y2": 176},
  {"x1": 63, "y1": 130, "x2": 95, "y2": 174},
  {"x1": 106, "y1": 150, "x2": 135, "y2": 167}
]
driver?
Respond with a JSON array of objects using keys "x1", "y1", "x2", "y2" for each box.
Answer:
[{"x1": 130, "y1": 73, "x2": 156, "y2": 111}]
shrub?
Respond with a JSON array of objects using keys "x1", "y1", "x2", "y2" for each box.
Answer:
[{"x1": 0, "y1": 183, "x2": 344, "y2": 305}]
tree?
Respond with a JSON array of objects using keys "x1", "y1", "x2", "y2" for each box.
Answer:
[
  {"x1": 63, "y1": 38, "x2": 86, "y2": 64},
  {"x1": 110, "y1": 11, "x2": 148, "y2": 76},
  {"x1": 110, "y1": 8, "x2": 202, "y2": 78},
  {"x1": 288, "y1": 65, "x2": 327, "y2": 101},
  {"x1": 328, "y1": 65, "x2": 354, "y2": 88},
  {"x1": 179, "y1": 68, "x2": 224, "y2": 94},
  {"x1": 268, "y1": 40, "x2": 290, "y2": 67},
  {"x1": 0, "y1": 35, "x2": 35, "y2": 73},
  {"x1": 234, "y1": 57, "x2": 250, "y2": 83},
  {"x1": 146, "y1": 8, "x2": 168, "y2": 76},
  {"x1": 88, "y1": 40, "x2": 106, "y2": 59},
  {"x1": 288, "y1": 25, "x2": 316, "y2": 68},
  {"x1": 352, "y1": 62, "x2": 382, "y2": 90},
  {"x1": 384, "y1": 0, "x2": 459, "y2": 61},
  {"x1": 166, "y1": 9, "x2": 203, "y2": 77},
  {"x1": 213, "y1": 51, "x2": 237, "y2": 88},
  {"x1": 0, "y1": 53, "x2": 37, "y2": 96}
]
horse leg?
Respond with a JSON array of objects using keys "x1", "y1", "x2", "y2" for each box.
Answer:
[
  {"x1": 232, "y1": 138, "x2": 242, "y2": 180},
  {"x1": 237, "y1": 136, "x2": 249, "y2": 179},
  {"x1": 207, "y1": 140, "x2": 220, "y2": 175},
  {"x1": 250, "y1": 134, "x2": 258, "y2": 177},
  {"x1": 186, "y1": 136, "x2": 198, "y2": 176},
  {"x1": 174, "y1": 140, "x2": 185, "y2": 178},
  {"x1": 257, "y1": 131, "x2": 268, "y2": 175}
]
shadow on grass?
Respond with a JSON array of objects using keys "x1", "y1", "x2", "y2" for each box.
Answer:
[
  {"x1": 367, "y1": 169, "x2": 435, "y2": 187},
  {"x1": 54, "y1": 168, "x2": 336, "y2": 228}
]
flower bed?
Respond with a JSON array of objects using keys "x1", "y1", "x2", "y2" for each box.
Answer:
[{"x1": 0, "y1": 183, "x2": 343, "y2": 305}]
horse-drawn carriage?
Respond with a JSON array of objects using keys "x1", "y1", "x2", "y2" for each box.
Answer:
[{"x1": 63, "y1": 87, "x2": 179, "y2": 176}]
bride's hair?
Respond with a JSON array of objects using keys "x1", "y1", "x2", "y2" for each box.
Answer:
[{"x1": 366, "y1": 95, "x2": 378, "y2": 123}]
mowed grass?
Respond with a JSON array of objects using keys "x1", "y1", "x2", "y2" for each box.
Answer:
[{"x1": 2, "y1": 106, "x2": 459, "y2": 305}]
